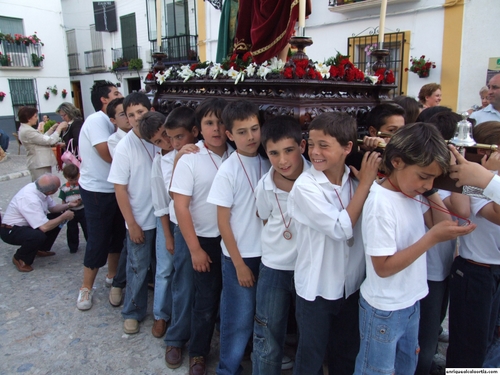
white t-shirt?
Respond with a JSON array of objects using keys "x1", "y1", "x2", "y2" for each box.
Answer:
[
  {"x1": 151, "y1": 151, "x2": 171, "y2": 218},
  {"x1": 107, "y1": 128, "x2": 128, "y2": 157},
  {"x1": 2, "y1": 182, "x2": 55, "y2": 228},
  {"x1": 161, "y1": 149, "x2": 177, "y2": 224},
  {"x1": 79, "y1": 111, "x2": 115, "y2": 193},
  {"x1": 288, "y1": 165, "x2": 365, "y2": 301},
  {"x1": 255, "y1": 157, "x2": 310, "y2": 271},
  {"x1": 484, "y1": 175, "x2": 500, "y2": 205},
  {"x1": 426, "y1": 190, "x2": 457, "y2": 282},
  {"x1": 107, "y1": 130, "x2": 158, "y2": 230},
  {"x1": 207, "y1": 152, "x2": 270, "y2": 258},
  {"x1": 360, "y1": 181, "x2": 429, "y2": 311},
  {"x1": 170, "y1": 140, "x2": 234, "y2": 237},
  {"x1": 460, "y1": 196, "x2": 500, "y2": 265}
]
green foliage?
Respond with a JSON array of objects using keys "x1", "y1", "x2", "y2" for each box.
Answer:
[
  {"x1": 128, "y1": 58, "x2": 143, "y2": 71},
  {"x1": 43, "y1": 120, "x2": 56, "y2": 133}
]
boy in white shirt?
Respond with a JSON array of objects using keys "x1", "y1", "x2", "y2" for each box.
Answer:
[
  {"x1": 252, "y1": 116, "x2": 309, "y2": 375},
  {"x1": 170, "y1": 98, "x2": 233, "y2": 374},
  {"x1": 107, "y1": 93, "x2": 159, "y2": 335},
  {"x1": 288, "y1": 112, "x2": 381, "y2": 375},
  {"x1": 107, "y1": 98, "x2": 131, "y2": 157},
  {"x1": 207, "y1": 100, "x2": 270, "y2": 375}
]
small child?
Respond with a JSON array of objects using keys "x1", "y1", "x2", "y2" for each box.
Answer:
[
  {"x1": 252, "y1": 116, "x2": 309, "y2": 375},
  {"x1": 207, "y1": 100, "x2": 271, "y2": 375},
  {"x1": 58, "y1": 163, "x2": 87, "y2": 253},
  {"x1": 288, "y1": 112, "x2": 381, "y2": 375},
  {"x1": 354, "y1": 122, "x2": 475, "y2": 375},
  {"x1": 107, "y1": 97, "x2": 132, "y2": 157}
]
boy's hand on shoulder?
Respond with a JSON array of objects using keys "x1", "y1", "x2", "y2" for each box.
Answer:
[
  {"x1": 191, "y1": 248, "x2": 212, "y2": 272},
  {"x1": 483, "y1": 151, "x2": 500, "y2": 173},
  {"x1": 235, "y1": 263, "x2": 256, "y2": 288},
  {"x1": 128, "y1": 223, "x2": 145, "y2": 244},
  {"x1": 349, "y1": 150, "x2": 381, "y2": 185},
  {"x1": 427, "y1": 220, "x2": 476, "y2": 244},
  {"x1": 175, "y1": 144, "x2": 200, "y2": 161},
  {"x1": 361, "y1": 136, "x2": 386, "y2": 151}
]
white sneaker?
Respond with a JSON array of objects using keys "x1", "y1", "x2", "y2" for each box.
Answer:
[
  {"x1": 76, "y1": 288, "x2": 93, "y2": 311},
  {"x1": 281, "y1": 355, "x2": 294, "y2": 370},
  {"x1": 105, "y1": 276, "x2": 113, "y2": 288}
]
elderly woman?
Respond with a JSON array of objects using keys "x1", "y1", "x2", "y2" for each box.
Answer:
[
  {"x1": 418, "y1": 83, "x2": 442, "y2": 109},
  {"x1": 18, "y1": 106, "x2": 67, "y2": 181},
  {"x1": 56, "y1": 102, "x2": 83, "y2": 154}
]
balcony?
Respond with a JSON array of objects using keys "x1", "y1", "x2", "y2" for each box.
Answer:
[
  {"x1": 151, "y1": 35, "x2": 198, "y2": 65},
  {"x1": 85, "y1": 49, "x2": 106, "y2": 71},
  {"x1": 68, "y1": 53, "x2": 80, "y2": 73},
  {"x1": 111, "y1": 46, "x2": 141, "y2": 70},
  {"x1": 0, "y1": 42, "x2": 43, "y2": 69}
]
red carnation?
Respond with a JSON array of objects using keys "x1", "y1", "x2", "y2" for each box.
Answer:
[
  {"x1": 385, "y1": 70, "x2": 395, "y2": 84},
  {"x1": 283, "y1": 67, "x2": 293, "y2": 79},
  {"x1": 230, "y1": 54, "x2": 237, "y2": 62},
  {"x1": 295, "y1": 59, "x2": 309, "y2": 70},
  {"x1": 190, "y1": 63, "x2": 198, "y2": 71},
  {"x1": 242, "y1": 52, "x2": 252, "y2": 62},
  {"x1": 295, "y1": 66, "x2": 306, "y2": 78}
]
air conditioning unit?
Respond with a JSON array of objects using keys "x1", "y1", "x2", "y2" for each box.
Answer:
[{"x1": 7, "y1": 52, "x2": 31, "y2": 67}]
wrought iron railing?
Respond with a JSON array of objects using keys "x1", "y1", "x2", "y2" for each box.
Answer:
[
  {"x1": 67, "y1": 53, "x2": 80, "y2": 72},
  {"x1": 111, "y1": 46, "x2": 141, "y2": 70},
  {"x1": 151, "y1": 35, "x2": 198, "y2": 65},
  {"x1": 84, "y1": 49, "x2": 106, "y2": 70},
  {"x1": 0, "y1": 42, "x2": 43, "y2": 68}
]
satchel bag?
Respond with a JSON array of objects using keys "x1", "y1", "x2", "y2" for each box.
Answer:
[{"x1": 61, "y1": 138, "x2": 81, "y2": 168}]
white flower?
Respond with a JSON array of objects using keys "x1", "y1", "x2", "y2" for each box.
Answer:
[
  {"x1": 257, "y1": 65, "x2": 272, "y2": 80},
  {"x1": 155, "y1": 71, "x2": 166, "y2": 85},
  {"x1": 245, "y1": 63, "x2": 256, "y2": 77},
  {"x1": 268, "y1": 57, "x2": 285, "y2": 71},
  {"x1": 164, "y1": 67, "x2": 173, "y2": 78},
  {"x1": 226, "y1": 67, "x2": 239, "y2": 80},
  {"x1": 315, "y1": 62, "x2": 331, "y2": 79},
  {"x1": 178, "y1": 65, "x2": 195, "y2": 82},
  {"x1": 195, "y1": 67, "x2": 208, "y2": 77},
  {"x1": 210, "y1": 63, "x2": 222, "y2": 79},
  {"x1": 367, "y1": 75, "x2": 379, "y2": 85}
]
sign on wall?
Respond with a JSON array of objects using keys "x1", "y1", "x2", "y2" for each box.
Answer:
[{"x1": 93, "y1": 1, "x2": 118, "y2": 32}]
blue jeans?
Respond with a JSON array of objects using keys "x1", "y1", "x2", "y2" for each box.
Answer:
[
  {"x1": 217, "y1": 256, "x2": 261, "y2": 375},
  {"x1": 112, "y1": 238, "x2": 127, "y2": 288},
  {"x1": 252, "y1": 264, "x2": 294, "y2": 375},
  {"x1": 447, "y1": 256, "x2": 500, "y2": 368},
  {"x1": 121, "y1": 228, "x2": 156, "y2": 321},
  {"x1": 189, "y1": 236, "x2": 223, "y2": 357},
  {"x1": 354, "y1": 295, "x2": 420, "y2": 375},
  {"x1": 164, "y1": 225, "x2": 194, "y2": 347},
  {"x1": 294, "y1": 291, "x2": 360, "y2": 375},
  {"x1": 153, "y1": 218, "x2": 173, "y2": 322}
]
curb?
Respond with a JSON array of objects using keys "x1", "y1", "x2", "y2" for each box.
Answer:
[{"x1": 0, "y1": 170, "x2": 30, "y2": 182}]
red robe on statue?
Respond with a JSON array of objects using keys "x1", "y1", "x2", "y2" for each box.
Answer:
[{"x1": 233, "y1": 0, "x2": 302, "y2": 64}]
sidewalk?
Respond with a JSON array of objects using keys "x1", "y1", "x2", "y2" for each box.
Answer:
[{"x1": 0, "y1": 139, "x2": 31, "y2": 181}]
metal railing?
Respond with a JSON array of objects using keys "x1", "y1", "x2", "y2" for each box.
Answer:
[
  {"x1": 111, "y1": 46, "x2": 141, "y2": 70},
  {"x1": 84, "y1": 49, "x2": 106, "y2": 70},
  {"x1": 0, "y1": 42, "x2": 43, "y2": 68},
  {"x1": 151, "y1": 35, "x2": 198, "y2": 65},
  {"x1": 67, "y1": 53, "x2": 80, "y2": 72}
]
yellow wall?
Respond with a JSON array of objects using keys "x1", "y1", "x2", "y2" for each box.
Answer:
[
  {"x1": 197, "y1": 0, "x2": 207, "y2": 61},
  {"x1": 441, "y1": 0, "x2": 465, "y2": 111}
]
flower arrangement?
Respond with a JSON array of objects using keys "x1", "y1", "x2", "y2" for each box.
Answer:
[
  {"x1": 31, "y1": 53, "x2": 44, "y2": 67},
  {"x1": 0, "y1": 92, "x2": 6, "y2": 102},
  {"x1": 44, "y1": 91, "x2": 50, "y2": 100},
  {"x1": 405, "y1": 55, "x2": 436, "y2": 78},
  {"x1": 0, "y1": 32, "x2": 44, "y2": 46},
  {"x1": 364, "y1": 43, "x2": 377, "y2": 56},
  {"x1": 0, "y1": 52, "x2": 11, "y2": 66},
  {"x1": 62, "y1": 89, "x2": 68, "y2": 99},
  {"x1": 47, "y1": 85, "x2": 58, "y2": 95}
]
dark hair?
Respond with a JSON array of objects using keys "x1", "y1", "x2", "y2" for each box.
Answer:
[
  {"x1": 139, "y1": 111, "x2": 167, "y2": 142},
  {"x1": 383, "y1": 122, "x2": 449, "y2": 175},
  {"x1": 261, "y1": 116, "x2": 302, "y2": 149},
  {"x1": 427, "y1": 111, "x2": 462, "y2": 140},
  {"x1": 18, "y1": 106, "x2": 38, "y2": 123},
  {"x1": 90, "y1": 81, "x2": 116, "y2": 111},
  {"x1": 62, "y1": 163, "x2": 80, "y2": 179},
  {"x1": 473, "y1": 121, "x2": 500, "y2": 145},
  {"x1": 393, "y1": 96, "x2": 420, "y2": 124},
  {"x1": 195, "y1": 98, "x2": 228, "y2": 131},
  {"x1": 221, "y1": 100, "x2": 260, "y2": 132},
  {"x1": 123, "y1": 92, "x2": 152, "y2": 114},
  {"x1": 165, "y1": 106, "x2": 196, "y2": 131},
  {"x1": 416, "y1": 106, "x2": 451, "y2": 123},
  {"x1": 308, "y1": 112, "x2": 357, "y2": 147},
  {"x1": 106, "y1": 98, "x2": 125, "y2": 119},
  {"x1": 418, "y1": 83, "x2": 441, "y2": 104},
  {"x1": 366, "y1": 103, "x2": 405, "y2": 132}
]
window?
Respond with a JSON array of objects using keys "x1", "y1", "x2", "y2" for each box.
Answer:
[
  {"x1": 9, "y1": 79, "x2": 38, "y2": 122},
  {"x1": 120, "y1": 14, "x2": 138, "y2": 61},
  {"x1": 347, "y1": 31, "x2": 410, "y2": 97},
  {"x1": 0, "y1": 16, "x2": 27, "y2": 55},
  {"x1": 66, "y1": 29, "x2": 80, "y2": 72}
]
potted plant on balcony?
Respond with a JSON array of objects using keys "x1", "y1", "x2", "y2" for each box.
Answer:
[
  {"x1": 0, "y1": 92, "x2": 6, "y2": 102},
  {"x1": 62, "y1": 89, "x2": 68, "y2": 99},
  {"x1": 112, "y1": 58, "x2": 125, "y2": 71},
  {"x1": 0, "y1": 52, "x2": 10, "y2": 66},
  {"x1": 31, "y1": 53, "x2": 44, "y2": 67},
  {"x1": 128, "y1": 58, "x2": 143, "y2": 71}
]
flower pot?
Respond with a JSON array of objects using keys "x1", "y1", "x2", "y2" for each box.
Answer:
[
  {"x1": 418, "y1": 71, "x2": 429, "y2": 78},
  {"x1": 62, "y1": 93, "x2": 67, "y2": 99},
  {"x1": 0, "y1": 97, "x2": 4, "y2": 102}
]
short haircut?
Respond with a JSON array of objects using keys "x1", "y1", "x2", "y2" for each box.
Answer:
[
  {"x1": 106, "y1": 98, "x2": 125, "y2": 119},
  {"x1": 62, "y1": 163, "x2": 80, "y2": 179},
  {"x1": 261, "y1": 116, "x2": 302, "y2": 149},
  {"x1": 165, "y1": 106, "x2": 196, "y2": 131},
  {"x1": 90, "y1": 81, "x2": 116, "y2": 111},
  {"x1": 308, "y1": 112, "x2": 357, "y2": 147},
  {"x1": 418, "y1": 83, "x2": 441, "y2": 104},
  {"x1": 195, "y1": 98, "x2": 228, "y2": 131},
  {"x1": 416, "y1": 106, "x2": 451, "y2": 123},
  {"x1": 383, "y1": 122, "x2": 449, "y2": 175},
  {"x1": 366, "y1": 104, "x2": 405, "y2": 131},
  {"x1": 480, "y1": 86, "x2": 489, "y2": 96},
  {"x1": 427, "y1": 111, "x2": 462, "y2": 140},
  {"x1": 393, "y1": 96, "x2": 420, "y2": 124},
  {"x1": 221, "y1": 100, "x2": 260, "y2": 132},
  {"x1": 139, "y1": 111, "x2": 167, "y2": 142},
  {"x1": 56, "y1": 102, "x2": 82, "y2": 120},
  {"x1": 18, "y1": 106, "x2": 38, "y2": 123},
  {"x1": 473, "y1": 121, "x2": 500, "y2": 145},
  {"x1": 123, "y1": 92, "x2": 152, "y2": 113}
]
